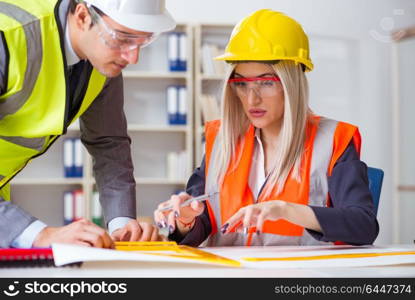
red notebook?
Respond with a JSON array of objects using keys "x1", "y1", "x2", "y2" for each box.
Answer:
[{"x1": 0, "y1": 248, "x2": 81, "y2": 268}]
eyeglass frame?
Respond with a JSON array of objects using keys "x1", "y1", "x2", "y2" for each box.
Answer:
[
  {"x1": 228, "y1": 76, "x2": 282, "y2": 98},
  {"x1": 80, "y1": 1, "x2": 159, "y2": 51}
]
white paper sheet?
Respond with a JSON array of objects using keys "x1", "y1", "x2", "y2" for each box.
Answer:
[
  {"x1": 52, "y1": 243, "x2": 415, "y2": 269},
  {"x1": 51, "y1": 243, "x2": 229, "y2": 267}
]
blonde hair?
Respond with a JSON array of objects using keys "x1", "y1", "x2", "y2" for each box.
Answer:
[{"x1": 209, "y1": 60, "x2": 311, "y2": 197}]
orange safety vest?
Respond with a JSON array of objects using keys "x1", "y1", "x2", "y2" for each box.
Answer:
[{"x1": 203, "y1": 115, "x2": 361, "y2": 246}]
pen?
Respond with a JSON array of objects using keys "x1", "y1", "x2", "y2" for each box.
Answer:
[{"x1": 158, "y1": 193, "x2": 215, "y2": 212}]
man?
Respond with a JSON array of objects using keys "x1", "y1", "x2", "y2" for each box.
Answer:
[{"x1": 0, "y1": 0, "x2": 176, "y2": 248}]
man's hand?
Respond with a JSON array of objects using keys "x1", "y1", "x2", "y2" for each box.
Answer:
[
  {"x1": 111, "y1": 219, "x2": 162, "y2": 242},
  {"x1": 33, "y1": 218, "x2": 114, "y2": 248}
]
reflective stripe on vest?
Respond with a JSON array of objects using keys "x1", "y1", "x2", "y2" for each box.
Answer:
[
  {"x1": 0, "y1": 1, "x2": 42, "y2": 119},
  {"x1": 0, "y1": 0, "x2": 107, "y2": 190},
  {"x1": 0, "y1": 136, "x2": 45, "y2": 151},
  {"x1": 203, "y1": 116, "x2": 360, "y2": 246}
]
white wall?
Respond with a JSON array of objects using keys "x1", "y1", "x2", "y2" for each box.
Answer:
[{"x1": 166, "y1": 0, "x2": 415, "y2": 244}]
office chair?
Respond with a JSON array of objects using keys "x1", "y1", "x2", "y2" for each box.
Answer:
[{"x1": 367, "y1": 167, "x2": 384, "y2": 215}]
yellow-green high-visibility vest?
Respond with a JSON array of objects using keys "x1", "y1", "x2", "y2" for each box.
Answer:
[{"x1": 0, "y1": 0, "x2": 107, "y2": 200}]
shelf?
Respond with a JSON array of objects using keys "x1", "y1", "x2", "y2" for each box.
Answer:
[
  {"x1": 67, "y1": 125, "x2": 80, "y2": 131},
  {"x1": 127, "y1": 124, "x2": 189, "y2": 132},
  {"x1": 88, "y1": 177, "x2": 187, "y2": 185},
  {"x1": 122, "y1": 71, "x2": 188, "y2": 79},
  {"x1": 197, "y1": 23, "x2": 234, "y2": 27},
  {"x1": 194, "y1": 23, "x2": 234, "y2": 165},
  {"x1": 11, "y1": 178, "x2": 84, "y2": 185},
  {"x1": 9, "y1": 22, "x2": 196, "y2": 226},
  {"x1": 12, "y1": 177, "x2": 189, "y2": 186}
]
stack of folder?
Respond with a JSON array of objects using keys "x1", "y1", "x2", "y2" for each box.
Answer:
[{"x1": 0, "y1": 248, "x2": 81, "y2": 268}]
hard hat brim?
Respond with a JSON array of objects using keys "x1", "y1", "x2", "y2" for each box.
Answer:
[
  {"x1": 104, "y1": 10, "x2": 176, "y2": 33},
  {"x1": 214, "y1": 53, "x2": 313, "y2": 72}
]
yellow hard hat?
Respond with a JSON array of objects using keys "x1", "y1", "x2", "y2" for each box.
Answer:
[{"x1": 215, "y1": 9, "x2": 313, "y2": 71}]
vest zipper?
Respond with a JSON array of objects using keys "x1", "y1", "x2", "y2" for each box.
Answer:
[{"x1": 54, "y1": 0, "x2": 70, "y2": 135}]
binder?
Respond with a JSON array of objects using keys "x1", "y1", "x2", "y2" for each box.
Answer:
[
  {"x1": 63, "y1": 138, "x2": 83, "y2": 178},
  {"x1": 0, "y1": 248, "x2": 81, "y2": 268},
  {"x1": 178, "y1": 151, "x2": 188, "y2": 180},
  {"x1": 177, "y1": 86, "x2": 187, "y2": 125},
  {"x1": 73, "y1": 189, "x2": 85, "y2": 221},
  {"x1": 92, "y1": 191, "x2": 103, "y2": 227},
  {"x1": 167, "y1": 33, "x2": 180, "y2": 71},
  {"x1": 201, "y1": 43, "x2": 226, "y2": 75},
  {"x1": 63, "y1": 191, "x2": 74, "y2": 225},
  {"x1": 166, "y1": 86, "x2": 178, "y2": 125},
  {"x1": 73, "y1": 138, "x2": 83, "y2": 177},
  {"x1": 178, "y1": 33, "x2": 187, "y2": 71},
  {"x1": 166, "y1": 151, "x2": 178, "y2": 180},
  {"x1": 201, "y1": 44, "x2": 215, "y2": 75},
  {"x1": 63, "y1": 138, "x2": 74, "y2": 177},
  {"x1": 200, "y1": 94, "x2": 221, "y2": 123}
]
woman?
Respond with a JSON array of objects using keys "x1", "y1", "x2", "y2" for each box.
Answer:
[{"x1": 154, "y1": 9, "x2": 379, "y2": 247}]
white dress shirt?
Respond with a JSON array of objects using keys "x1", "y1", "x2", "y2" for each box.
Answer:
[{"x1": 248, "y1": 128, "x2": 268, "y2": 201}]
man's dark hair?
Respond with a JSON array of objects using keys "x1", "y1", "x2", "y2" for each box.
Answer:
[
  {"x1": 69, "y1": 0, "x2": 105, "y2": 29},
  {"x1": 69, "y1": 0, "x2": 78, "y2": 14},
  {"x1": 69, "y1": 0, "x2": 105, "y2": 17}
]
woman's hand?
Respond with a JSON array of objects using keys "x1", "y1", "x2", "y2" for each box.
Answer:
[
  {"x1": 221, "y1": 200, "x2": 322, "y2": 234},
  {"x1": 154, "y1": 192, "x2": 205, "y2": 235},
  {"x1": 220, "y1": 200, "x2": 287, "y2": 234}
]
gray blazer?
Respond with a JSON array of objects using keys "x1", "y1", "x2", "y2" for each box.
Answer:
[{"x1": 0, "y1": 0, "x2": 136, "y2": 247}]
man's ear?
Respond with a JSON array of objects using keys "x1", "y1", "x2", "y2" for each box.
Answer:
[{"x1": 72, "y1": 3, "x2": 93, "y2": 31}]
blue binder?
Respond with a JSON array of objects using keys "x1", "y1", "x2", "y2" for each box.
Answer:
[
  {"x1": 178, "y1": 33, "x2": 187, "y2": 71},
  {"x1": 167, "y1": 86, "x2": 179, "y2": 125},
  {"x1": 63, "y1": 191, "x2": 74, "y2": 225},
  {"x1": 63, "y1": 138, "x2": 74, "y2": 177},
  {"x1": 168, "y1": 33, "x2": 180, "y2": 71},
  {"x1": 177, "y1": 86, "x2": 187, "y2": 125},
  {"x1": 73, "y1": 138, "x2": 83, "y2": 177}
]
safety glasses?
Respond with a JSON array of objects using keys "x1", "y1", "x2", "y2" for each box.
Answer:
[
  {"x1": 86, "y1": 3, "x2": 159, "y2": 51},
  {"x1": 228, "y1": 76, "x2": 282, "y2": 98}
]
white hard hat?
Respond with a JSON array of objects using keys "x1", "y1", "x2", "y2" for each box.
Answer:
[{"x1": 84, "y1": 0, "x2": 176, "y2": 33}]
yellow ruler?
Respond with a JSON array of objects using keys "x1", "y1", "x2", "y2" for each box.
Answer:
[
  {"x1": 242, "y1": 251, "x2": 415, "y2": 262},
  {"x1": 115, "y1": 241, "x2": 241, "y2": 267},
  {"x1": 115, "y1": 241, "x2": 180, "y2": 251}
]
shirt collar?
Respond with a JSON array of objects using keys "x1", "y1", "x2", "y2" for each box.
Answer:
[
  {"x1": 254, "y1": 127, "x2": 266, "y2": 152},
  {"x1": 64, "y1": 21, "x2": 81, "y2": 66},
  {"x1": 254, "y1": 127, "x2": 261, "y2": 141}
]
